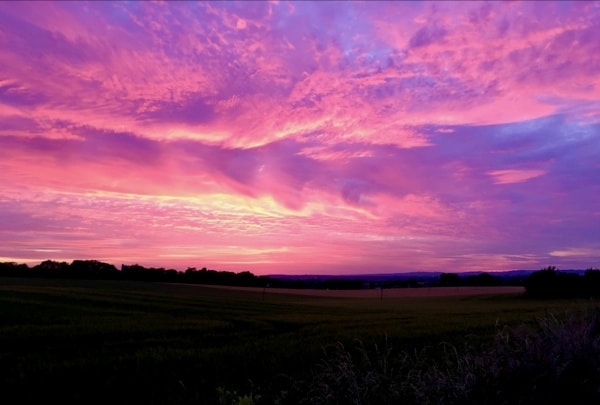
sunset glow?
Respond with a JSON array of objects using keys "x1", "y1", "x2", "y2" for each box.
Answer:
[{"x1": 1, "y1": 1, "x2": 599, "y2": 274}]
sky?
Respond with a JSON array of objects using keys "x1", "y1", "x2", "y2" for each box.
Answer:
[{"x1": 1, "y1": 1, "x2": 599, "y2": 275}]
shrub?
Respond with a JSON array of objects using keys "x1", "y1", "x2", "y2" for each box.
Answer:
[{"x1": 306, "y1": 308, "x2": 600, "y2": 404}]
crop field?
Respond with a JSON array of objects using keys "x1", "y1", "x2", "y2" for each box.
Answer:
[
  {"x1": 0, "y1": 278, "x2": 595, "y2": 404},
  {"x1": 207, "y1": 284, "x2": 525, "y2": 298}
]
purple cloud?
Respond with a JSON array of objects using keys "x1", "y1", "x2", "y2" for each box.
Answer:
[{"x1": 0, "y1": 1, "x2": 599, "y2": 273}]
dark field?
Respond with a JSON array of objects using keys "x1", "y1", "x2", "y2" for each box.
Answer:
[{"x1": 0, "y1": 278, "x2": 595, "y2": 404}]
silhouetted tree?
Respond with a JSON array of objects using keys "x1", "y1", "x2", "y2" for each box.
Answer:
[
  {"x1": 70, "y1": 260, "x2": 119, "y2": 279},
  {"x1": 525, "y1": 266, "x2": 585, "y2": 298},
  {"x1": 465, "y1": 272, "x2": 502, "y2": 286},
  {"x1": 583, "y1": 269, "x2": 600, "y2": 297},
  {"x1": 439, "y1": 273, "x2": 461, "y2": 287},
  {"x1": 33, "y1": 260, "x2": 70, "y2": 277},
  {"x1": 525, "y1": 267, "x2": 560, "y2": 298},
  {"x1": 0, "y1": 262, "x2": 29, "y2": 276}
]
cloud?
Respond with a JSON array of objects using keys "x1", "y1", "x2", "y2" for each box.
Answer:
[
  {"x1": 0, "y1": 1, "x2": 599, "y2": 273},
  {"x1": 550, "y1": 247, "x2": 600, "y2": 258},
  {"x1": 488, "y1": 169, "x2": 547, "y2": 185},
  {"x1": 409, "y1": 25, "x2": 448, "y2": 49}
]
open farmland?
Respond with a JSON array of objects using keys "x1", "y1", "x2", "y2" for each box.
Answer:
[
  {"x1": 0, "y1": 278, "x2": 594, "y2": 404},
  {"x1": 206, "y1": 284, "x2": 525, "y2": 298}
]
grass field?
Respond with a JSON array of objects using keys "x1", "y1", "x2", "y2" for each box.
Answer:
[{"x1": 0, "y1": 278, "x2": 595, "y2": 404}]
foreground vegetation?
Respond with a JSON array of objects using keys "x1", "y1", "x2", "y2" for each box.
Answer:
[
  {"x1": 0, "y1": 278, "x2": 598, "y2": 404},
  {"x1": 309, "y1": 309, "x2": 600, "y2": 404}
]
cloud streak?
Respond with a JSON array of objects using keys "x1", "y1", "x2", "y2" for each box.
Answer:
[{"x1": 1, "y1": 1, "x2": 599, "y2": 273}]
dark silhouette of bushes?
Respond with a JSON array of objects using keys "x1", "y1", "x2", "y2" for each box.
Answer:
[
  {"x1": 525, "y1": 266, "x2": 600, "y2": 298},
  {"x1": 1, "y1": 260, "x2": 118, "y2": 279},
  {"x1": 0, "y1": 261, "x2": 29, "y2": 276},
  {"x1": 439, "y1": 272, "x2": 503, "y2": 287},
  {"x1": 180, "y1": 267, "x2": 268, "y2": 287},
  {"x1": 439, "y1": 272, "x2": 461, "y2": 287},
  {"x1": 584, "y1": 269, "x2": 600, "y2": 297},
  {"x1": 0, "y1": 259, "x2": 268, "y2": 287},
  {"x1": 121, "y1": 264, "x2": 174, "y2": 282},
  {"x1": 464, "y1": 272, "x2": 502, "y2": 286},
  {"x1": 0, "y1": 260, "x2": 406, "y2": 290},
  {"x1": 70, "y1": 260, "x2": 120, "y2": 279}
]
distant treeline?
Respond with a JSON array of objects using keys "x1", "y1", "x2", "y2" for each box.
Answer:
[
  {"x1": 0, "y1": 259, "x2": 518, "y2": 289},
  {"x1": 437, "y1": 272, "x2": 522, "y2": 287},
  {"x1": 0, "y1": 259, "x2": 510, "y2": 289},
  {"x1": 524, "y1": 266, "x2": 600, "y2": 298},
  {"x1": 0, "y1": 260, "x2": 361, "y2": 288},
  {"x1": 1, "y1": 260, "x2": 598, "y2": 294},
  {"x1": 0, "y1": 260, "x2": 274, "y2": 287},
  {"x1": 0, "y1": 259, "x2": 374, "y2": 289}
]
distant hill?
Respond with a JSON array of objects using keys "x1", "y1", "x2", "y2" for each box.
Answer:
[
  {"x1": 268, "y1": 272, "x2": 441, "y2": 282},
  {"x1": 268, "y1": 269, "x2": 588, "y2": 282}
]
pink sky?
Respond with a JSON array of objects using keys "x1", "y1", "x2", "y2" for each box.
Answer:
[{"x1": 1, "y1": 1, "x2": 599, "y2": 274}]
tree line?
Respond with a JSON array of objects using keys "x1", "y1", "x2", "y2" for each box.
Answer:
[
  {"x1": 0, "y1": 259, "x2": 513, "y2": 289},
  {"x1": 437, "y1": 272, "x2": 522, "y2": 287},
  {"x1": 0, "y1": 260, "x2": 365, "y2": 289},
  {"x1": 1, "y1": 260, "x2": 598, "y2": 295},
  {"x1": 524, "y1": 266, "x2": 600, "y2": 298},
  {"x1": 0, "y1": 260, "x2": 270, "y2": 287}
]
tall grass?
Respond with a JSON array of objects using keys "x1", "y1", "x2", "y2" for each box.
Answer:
[{"x1": 306, "y1": 308, "x2": 600, "y2": 404}]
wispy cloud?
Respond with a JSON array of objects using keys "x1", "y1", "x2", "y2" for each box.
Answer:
[
  {"x1": 1, "y1": 1, "x2": 599, "y2": 273},
  {"x1": 488, "y1": 169, "x2": 547, "y2": 185}
]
